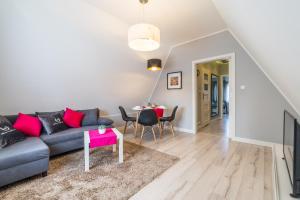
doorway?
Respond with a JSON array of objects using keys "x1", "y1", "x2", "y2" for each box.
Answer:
[
  {"x1": 192, "y1": 53, "x2": 235, "y2": 138},
  {"x1": 211, "y1": 74, "x2": 219, "y2": 118}
]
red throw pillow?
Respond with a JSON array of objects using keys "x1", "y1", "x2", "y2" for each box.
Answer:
[
  {"x1": 63, "y1": 108, "x2": 84, "y2": 128},
  {"x1": 13, "y1": 113, "x2": 42, "y2": 137},
  {"x1": 154, "y1": 108, "x2": 164, "y2": 118}
]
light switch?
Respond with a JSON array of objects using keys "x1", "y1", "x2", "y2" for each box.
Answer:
[{"x1": 240, "y1": 85, "x2": 246, "y2": 90}]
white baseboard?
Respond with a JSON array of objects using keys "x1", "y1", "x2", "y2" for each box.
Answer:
[
  {"x1": 174, "y1": 127, "x2": 194, "y2": 134},
  {"x1": 116, "y1": 125, "x2": 194, "y2": 134},
  {"x1": 231, "y1": 136, "x2": 274, "y2": 147},
  {"x1": 273, "y1": 144, "x2": 279, "y2": 200}
]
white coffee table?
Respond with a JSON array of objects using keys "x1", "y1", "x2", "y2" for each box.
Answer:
[{"x1": 84, "y1": 128, "x2": 123, "y2": 172}]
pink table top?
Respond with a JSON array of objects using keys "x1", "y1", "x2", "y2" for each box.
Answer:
[{"x1": 88, "y1": 128, "x2": 117, "y2": 148}]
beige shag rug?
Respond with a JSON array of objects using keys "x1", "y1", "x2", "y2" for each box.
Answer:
[{"x1": 0, "y1": 142, "x2": 178, "y2": 200}]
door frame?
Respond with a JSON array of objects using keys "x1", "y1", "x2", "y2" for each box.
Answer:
[
  {"x1": 192, "y1": 53, "x2": 235, "y2": 138},
  {"x1": 219, "y1": 74, "x2": 229, "y2": 120},
  {"x1": 210, "y1": 73, "x2": 219, "y2": 118}
]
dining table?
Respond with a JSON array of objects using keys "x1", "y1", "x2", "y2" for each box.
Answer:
[{"x1": 132, "y1": 105, "x2": 167, "y2": 136}]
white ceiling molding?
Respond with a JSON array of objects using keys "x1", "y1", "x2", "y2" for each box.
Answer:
[
  {"x1": 228, "y1": 29, "x2": 300, "y2": 116},
  {"x1": 171, "y1": 29, "x2": 229, "y2": 49},
  {"x1": 148, "y1": 29, "x2": 229, "y2": 101}
]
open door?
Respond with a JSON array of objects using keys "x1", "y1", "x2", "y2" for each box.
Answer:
[{"x1": 198, "y1": 67, "x2": 211, "y2": 128}]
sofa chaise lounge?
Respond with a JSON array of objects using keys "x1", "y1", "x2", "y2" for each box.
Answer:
[{"x1": 0, "y1": 109, "x2": 113, "y2": 187}]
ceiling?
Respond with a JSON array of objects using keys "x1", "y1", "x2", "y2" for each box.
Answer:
[
  {"x1": 86, "y1": 0, "x2": 226, "y2": 59},
  {"x1": 213, "y1": 0, "x2": 300, "y2": 115},
  {"x1": 3, "y1": 0, "x2": 298, "y2": 118},
  {"x1": 84, "y1": 0, "x2": 300, "y2": 116}
]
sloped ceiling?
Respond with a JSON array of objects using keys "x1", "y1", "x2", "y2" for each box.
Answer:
[
  {"x1": 0, "y1": 0, "x2": 225, "y2": 114},
  {"x1": 86, "y1": 0, "x2": 226, "y2": 59},
  {"x1": 0, "y1": 0, "x2": 226, "y2": 116},
  {"x1": 2, "y1": 0, "x2": 298, "y2": 123},
  {"x1": 0, "y1": 0, "x2": 156, "y2": 115},
  {"x1": 212, "y1": 0, "x2": 300, "y2": 115}
]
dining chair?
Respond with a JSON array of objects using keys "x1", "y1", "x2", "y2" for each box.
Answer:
[
  {"x1": 160, "y1": 106, "x2": 178, "y2": 137},
  {"x1": 138, "y1": 109, "x2": 160, "y2": 143},
  {"x1": 119, "y1": 106, "x2": 136, "y2": 134},
  {"x1": 153, "y1": 108, "x2": 164, "y2": 119}
]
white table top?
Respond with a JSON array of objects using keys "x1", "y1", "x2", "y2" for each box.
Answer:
[{"x1": 132, "y1": 105, "x2": 167, "y2": 111}]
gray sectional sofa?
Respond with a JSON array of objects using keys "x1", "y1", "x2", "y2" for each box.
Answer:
[{"x1": 0, "y1": 112, "x2": 113, "y2": 187}]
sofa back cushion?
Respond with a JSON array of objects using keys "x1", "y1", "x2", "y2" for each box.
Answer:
[
  {"x1": 13, "y1": 113, "x2": 42, "y2": 137},
  {"x1": 63, "y1": 108, "x2": 84, "y2": 128},
  {"x1": 36, "y1": 110, "x2": 64, "y2": 118},
  {"x1": 78, "y1": 108, "x2": 99, "y2": 126},
  {"x1": 38, "y1": 113, "x2": 68, "y2": 135}
]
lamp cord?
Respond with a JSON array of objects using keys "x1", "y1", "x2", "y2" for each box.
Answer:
[{"x1": 142, "y1": 3, "x2": 145, "y2": 22}]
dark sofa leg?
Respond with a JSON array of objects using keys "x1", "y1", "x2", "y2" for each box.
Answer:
[{"x1": 41, "y1": 171, "x2": 48, "y2": 177}]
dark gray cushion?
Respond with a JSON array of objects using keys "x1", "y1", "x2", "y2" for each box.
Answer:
[
  {"x1": 0, "y1": 137, "x2": 49, "y2": 170},
  {"x1": 40, "y1": 125, "x2": 98, "y2": 145},
  {"x1": 38, "y1": 113, "x2": 68, "y2": 135},
  {"x1": 36, "y1": 111, "x2": 64, "y2": 134},
  {"x1": 98, "y1": 117, "x2": 114, "y2": 126},
  {"x1": 78, "y1": 108, "x2": 99, "y2": 126},
  {"x1": 36, "y1": 110, "x2": 64, "y2": 117},
  {"x1": 0, "y1": 116, "x2": 26, "y2": 149}
]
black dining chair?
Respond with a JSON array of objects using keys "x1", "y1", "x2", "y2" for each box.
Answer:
[
  {"x1": 138, "y1": 109, "x2": 160, "y2": 143},
  {"x1": 119, "y1": 106, "x2": 136, "y2": 134},
  {"x1": 160, "y1": 106, "x2": 178, "y2": 137}
]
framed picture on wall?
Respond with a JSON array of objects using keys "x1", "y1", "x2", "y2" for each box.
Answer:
[{"x1": 167, "y1": 71, "x2": 182, "y2": 89}]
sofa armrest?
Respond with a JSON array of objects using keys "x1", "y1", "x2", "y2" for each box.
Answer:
[{"x1": 97, "y1": 117, "x2": 114, "y2": 126}]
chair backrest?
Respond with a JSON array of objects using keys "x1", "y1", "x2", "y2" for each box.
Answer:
[
  {"x1": 153, "y1": 108, "x2": 164, "y2": 118},
  {"x1": 138, "y1": 109, "x2": 158, "y2": 126},
  {"x1": 170, "y1": 106, "x2": 178, "y2": 121},
  {"x1": 118, "y1": 106, "x2": 128, "y2": 121}
]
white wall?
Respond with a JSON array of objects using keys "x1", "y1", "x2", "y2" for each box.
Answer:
[
  {"x1": 0, "y1": 0, "x2": 156, "y2": 123},
  {"x1": 151, "y1": 31, "x2": 299, "y2": 143}
]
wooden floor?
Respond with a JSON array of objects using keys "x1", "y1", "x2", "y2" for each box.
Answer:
[
  {"x1": 199, "y1": 115, "x2": 229, "y2": 136},
  {"x1": 122, "y1": 125, "x2": 273, "y2": 200}
]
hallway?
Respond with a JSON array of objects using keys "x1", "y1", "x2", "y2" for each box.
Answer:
[{"x1": 199, "y1": 115, "x2": 229, "y2": 136}]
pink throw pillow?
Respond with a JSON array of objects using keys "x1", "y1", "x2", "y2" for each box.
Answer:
[
  {"x1": 63, "y1": 108, "x2": 84, "y2": 128},
  {"x1": 13, "y1": 113, "x2": 42, "y2": 137}
]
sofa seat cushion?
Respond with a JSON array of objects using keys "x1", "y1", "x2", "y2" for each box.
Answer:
[
  {"x1": 40, "y1": 125, "x2": 98, "y2": 146},
  {"x1": 0, "y1": 137, "x2": 49, "y2": 170}
]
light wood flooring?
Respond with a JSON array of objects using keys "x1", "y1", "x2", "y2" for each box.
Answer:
[
  {"x1": 199, "y1": 115, "x2": 229, "y2": 136},
  {"x1": 121, "y1": 125, "x2": 273, "y2": 200}
]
